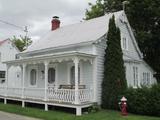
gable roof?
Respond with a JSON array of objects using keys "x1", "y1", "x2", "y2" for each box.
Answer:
[
  {"x1": 25, "y1": 11, "x2": 123, "y2": 53},
  {"x1": 0, "y1": 39, "x2": 20, "y2": 52}
]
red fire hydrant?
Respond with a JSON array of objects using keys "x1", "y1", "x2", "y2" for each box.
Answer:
[{"x1": 119, "y1": 96, "x2": 128, "y2": 116}]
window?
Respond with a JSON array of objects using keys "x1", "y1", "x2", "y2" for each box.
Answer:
[
  {"x1": 30, "y1": 69, "x2": 37, "y2": 86},
  {"x1": 0, "y1": 71, "x2": 5, "y2": 78},
  {"x1": 142, "y1": 72, "x2": 150, "y2": 86},
  {"x1": 15, "y1": 54, "x2": 20, "y2": 59},
  {"x1": 133, "y1": 66, "x2": 138, "y2": 87},
  {"x1": 70, "y1": 66, "x2": 80, "y2": 85},
  {"x1": 48, "y1": 68, "x2": 56, "y2": 84},
  {"x1": 122, "y1": 37, "x2": 128, "y2": 50}
]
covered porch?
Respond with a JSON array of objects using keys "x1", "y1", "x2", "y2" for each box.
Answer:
[{"x1": 0, "y1": 52, "x2": 97, "y2": 115}]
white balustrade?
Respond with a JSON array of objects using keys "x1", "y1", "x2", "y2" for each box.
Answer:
[
  {"x1": 47, "y1": 88, "x2": 75, "y2": 103},
  {"x1": 0, "y1": 86, "x2": 93, "y2": 104},
  {"x1": 79, "y1": 89, "x2": 93, "y2": 103}
]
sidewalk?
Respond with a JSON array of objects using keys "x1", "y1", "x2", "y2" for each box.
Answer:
[{"x1": 0, "y1": 111, "x2": 41, "y2": 120}]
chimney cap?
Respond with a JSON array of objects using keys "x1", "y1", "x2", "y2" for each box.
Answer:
[{"x1": 53, "y1": 16, "x2": 59, "y2": 19}]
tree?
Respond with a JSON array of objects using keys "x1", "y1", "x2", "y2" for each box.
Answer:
[
  {"x1": 126, "y1": 0, "x2": 160, "y2": 81},
  {"x1": 104, "y1": 0, "x2": 125, "y2": 12},
  {"x1": 85, "y1": 0, "x2": 105, "y2": 20},
  {"x1": 85, "y1": 0, "x2": 160, "y2": 82},
  {"x1": 12, "y1": 35, "x2": 32, "y2": 52},
  {"x1": 102, "y1": 16, "x2": 127, "y2": 109},
  {"x1": 85, "y1": 0, "x2": 125, "y2": 20}
]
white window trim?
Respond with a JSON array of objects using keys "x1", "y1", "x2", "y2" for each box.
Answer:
[
  {"x1": 142, "y1": 72, "x2": 151, "y2": 86},
  {"x1": 48, "y1": 64, "x2": 58, "y2": 86},
  {"x1": 133, "y1": 66, "x2": 139, "y2": 88},
  {"x1": 28, "y1": 66, "x2": 38, "y2": 87},
  {"x1": 67, "y1": 62, "x2": 82, "y2": 85},
  {"x1": 121, "y1": 36, "x2": 128, "y2": 51}
]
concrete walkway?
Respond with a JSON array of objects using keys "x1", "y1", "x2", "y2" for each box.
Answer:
[{"x1": 0, "y1": 111, "x2": 41, "y2": 120}]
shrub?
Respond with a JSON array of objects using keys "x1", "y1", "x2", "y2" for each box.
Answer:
[
  {"x1": 123, "y1": 84, "x2": 160, "y2": 116},
  {"x1": 88, "y1": 103, "x2": 101, "y2": 113}
]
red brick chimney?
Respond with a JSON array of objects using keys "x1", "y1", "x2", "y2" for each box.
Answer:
[{"x1": 51, "y1": 16, "x2": 60, "y2": 31}]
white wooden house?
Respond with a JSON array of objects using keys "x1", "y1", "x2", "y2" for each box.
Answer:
[
  {"x1": 0, "y1": 39, "x2": 19, "y2": 86},
  {"x1": 1, "y1": 11, "x2": 157, "y2": 115}
]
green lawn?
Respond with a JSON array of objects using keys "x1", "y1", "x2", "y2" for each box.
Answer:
[{"x1": 0, "y1": 103, "x2": 159, "y2": 120}]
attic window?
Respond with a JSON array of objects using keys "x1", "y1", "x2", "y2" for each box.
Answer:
[{"x1": 122, "y1": 37, "x2": 128, "y2": 50}]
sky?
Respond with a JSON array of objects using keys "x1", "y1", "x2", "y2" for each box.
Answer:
[{"x1": 0, "y1": 0, "x2": 96, "y2": 41}]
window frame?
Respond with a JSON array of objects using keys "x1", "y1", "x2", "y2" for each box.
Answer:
[
  {"x1": 48, "y1": 64, "x2": 57, "y2": 86},
  {"x1": 70, "y1": 66, "x2": 80, "y2": 85},
  {"x1": 0, "y1": 71, "x2": 5, "y2": 78},
  {"x1": 67, "y1": 62, "x2": 81, "y2": 85},
  {"x1": 48, "y1": 67, "x2": 56, "y2": 84},
  {"x1": 133, "y1": 66, "x2": 138, "y2": 87},
  {"x1": 121, "y1": 36, "x2": 128, "y2": 50},
  {"x1": 30, "y1": 69, "x2": 37, "y2": 86},
  {"x1": 142, "y1": 72, "x2": 151, "y2": 86},
  {"x1": 28, "y1": 66, "x2": 38, "y2": 87}
]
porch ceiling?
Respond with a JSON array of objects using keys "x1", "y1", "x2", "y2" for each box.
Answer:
[{"x1": 4, "y1": 51, "x2": 96, "y2": 65}]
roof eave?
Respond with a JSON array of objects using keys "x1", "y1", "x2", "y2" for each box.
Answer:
[
  {"x1": 4, "y1": 51, "x2": 97, "y2": 65},
  {"x1": 19, "y1": 40, "x2": 96, "y2": 56}
]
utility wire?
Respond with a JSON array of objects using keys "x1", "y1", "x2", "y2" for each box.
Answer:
[
  {"x1": 0, "y1": 19, "x2": 24, "y2": 31},
  {"x1": 0, "y1": 19, "x2": 29, "y2": 47},
  {"x1": 0, "y1": 18, "x2": 29, "y2": 35}
]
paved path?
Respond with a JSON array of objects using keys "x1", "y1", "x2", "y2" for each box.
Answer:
[{"x1": 0, "y1": 111, "x2": 41, "y2": 120}]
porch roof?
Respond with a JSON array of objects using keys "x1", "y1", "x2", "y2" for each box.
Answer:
[{"x1": 3, "y1": 51, "x2": 96, "y2": 65}]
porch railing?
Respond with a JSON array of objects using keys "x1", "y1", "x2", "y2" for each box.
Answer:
[
  {"x1": 0, "y1": 87, "x2": 93, "y2": 104},
  {"x1": 47, "y1": 88, "x2": 75, "y2": 103},
  {"x1": 79, "y1": 89, "x2": 93, "y2": 103}
]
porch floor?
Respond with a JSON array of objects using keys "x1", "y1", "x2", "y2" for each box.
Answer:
[{"x1": 0, "y1": 95, "x2": 93, "y2": 115}]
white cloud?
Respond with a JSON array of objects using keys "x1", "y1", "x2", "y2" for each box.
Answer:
[{"x1": 0, "y1": 0, "x2": 96, "y2": 40}]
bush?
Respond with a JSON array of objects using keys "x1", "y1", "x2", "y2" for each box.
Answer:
[
  {"x1": 88, "y1": 103, "x2": 101, "y2": 113},
  {"x1": 123, "y1": 84, "x2": 160, "y2": 116}
]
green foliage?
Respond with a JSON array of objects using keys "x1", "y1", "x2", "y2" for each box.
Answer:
[
  {"x1": 0, "y1": 103, "x2": 159, "y2": 120},
  {"x1": 11, "y1": 35, "x2": 32, "y2": 52},
  {"x1": 85, "y1": 0, "x2": 160, "y2": 81},
  {"x1": 126, "y1": 0, "x2": 160, "y2": 81},
  {"x1": 124, "y1": 84, "x2": 160, "y2": 116},
  {"x1": 85, "y1": 0, "x2": 126, "y2": 20},
  {"x1": 104, "y1": 0, "x2": 125, "y2": 12},
  {"x1": 85, "y1": 0, "x2": 105, "y2": 20},
  {"x1": 88, "y1": 103, "x2": 101, "y2": 113},
  {"x1": 102, "y1": 16, "x2": 127, "y2": 110}
]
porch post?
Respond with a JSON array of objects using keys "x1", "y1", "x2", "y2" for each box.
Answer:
[
  {"x1": 74, "y1": 57, "x2": 79, "y2": 104},
  {"x1": 44, "y1": 61, "x2": 49, "y2": 101},
  {"x1": 92, "y1": 58, "x2": 97, "y2": 102},
  {"x1": 22, "y1": 63, "x2": 26, "y2": 98}
]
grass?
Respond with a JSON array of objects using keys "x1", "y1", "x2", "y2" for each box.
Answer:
[{"x1": 0, "y1": 102, "x2": 159, "y2": 120}]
